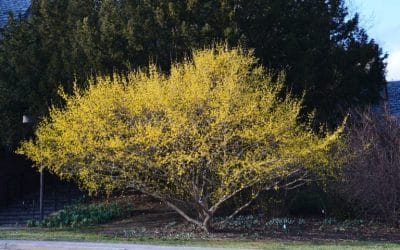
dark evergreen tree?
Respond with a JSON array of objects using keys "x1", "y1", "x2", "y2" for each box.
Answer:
[
  {"x1": 234, "y1": 0, "x2": 386, "y2": 124},
  {"x1": 0, "y1": 17, "x2": 44, "y2": 150},
  {"x1": 0, "y1": 0, "x2": 387, "y2": 150}
]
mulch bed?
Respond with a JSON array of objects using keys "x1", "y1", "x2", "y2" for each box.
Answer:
[{"x1": 96, "y1": 195, "x2": 400, "y2": 242}]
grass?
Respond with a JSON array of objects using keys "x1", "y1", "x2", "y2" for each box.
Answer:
[{"x1": 0, "y1": 227, "x2": 399, "y2": 249}]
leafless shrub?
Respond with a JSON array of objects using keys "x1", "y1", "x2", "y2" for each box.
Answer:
[{"x1": 340, "y1": 109, "x2": 400, "y2": 225}]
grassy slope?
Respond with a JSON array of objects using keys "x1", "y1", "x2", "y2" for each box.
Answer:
[{"x1": 0, "y1": 228, "x2": 399, "y2": 249}]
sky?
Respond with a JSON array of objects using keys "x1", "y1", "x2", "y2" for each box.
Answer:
[{"x1": 346, "y1": 0, "x2": 400, "y2": 81}]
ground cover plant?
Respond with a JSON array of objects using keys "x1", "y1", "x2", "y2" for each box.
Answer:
[
  {"x1": 27, "y1": 200, "x2": 133, "y2": 228},
  {"x1": 18, "y1": 45, "x2": 344, "y2": 232}
]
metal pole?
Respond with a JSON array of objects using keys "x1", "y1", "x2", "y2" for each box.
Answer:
[
  {"x1": 32, "y1": 199, "x2": 35, "y2": 220},
  {"x1": 39, "y1": 169, "x2": 44, "y2": 221}
]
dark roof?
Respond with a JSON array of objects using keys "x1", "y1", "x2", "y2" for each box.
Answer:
[
  {"x1": 0, "y1": 0, "x2": 30, "y2": 26},
  {"x1": 387, "y1": 81, "x2": 400, "y2": 117}
]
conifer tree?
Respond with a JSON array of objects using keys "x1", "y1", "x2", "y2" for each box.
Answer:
[{"x1": 0, "y1": 0, "x2": 386, "y2": 150}]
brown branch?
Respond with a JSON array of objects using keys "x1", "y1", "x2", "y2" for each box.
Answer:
[
  {"x1": 215, "y1": 189, "x2": 264, "y2": 225},
  {"x1": 209, "y1": 180, "x2": 258, "y2": 213},
  {"x1": 164, "y1": 200, "x2": 203, "y2": 226},
  {"x1": 215, "y1": 170, "x2": 311, "y2": 225},
  {"x1": 128, "y1": 181, "x2": 203, "y2": 226}
]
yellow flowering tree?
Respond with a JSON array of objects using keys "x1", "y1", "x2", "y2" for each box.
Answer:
[{"x1": 18, "y1": 46, "x2": 342, "y2": 232}]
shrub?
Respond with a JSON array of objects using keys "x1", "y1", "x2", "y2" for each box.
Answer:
[
  {"x1": 288, "y1": 188, "x2": 326, "y2": 216},
  {"x1": 339, "y1": 110, "x2": 400, "y2": 225},
  {"x1": 18, "y1": 45, "x2": 343, "y2": 232},
  {"x1": 32, "y1": 201, "x2": 132, "y2": 228}
]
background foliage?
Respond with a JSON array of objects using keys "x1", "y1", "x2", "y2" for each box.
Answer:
[
  {"x1": 0, "y1": 0, "x2": 386, "y2": 151},
  {"x1": 338, "y1": 110, "x2": 400, "y2": 225}
]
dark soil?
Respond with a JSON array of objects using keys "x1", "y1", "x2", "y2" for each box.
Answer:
[{"x1": 95, "y1": 195, "x2": 400, "y2": 242}]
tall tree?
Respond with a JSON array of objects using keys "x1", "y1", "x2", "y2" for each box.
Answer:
[
  {"x1": 235, "y1": 0, "x2": 386, "y2": 124},
  {"x1": 0, "y1": 0, "x2": 386, "y2": 151}
]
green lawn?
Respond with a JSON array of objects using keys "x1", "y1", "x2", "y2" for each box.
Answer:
[{"x1": 0, "y1": 227, "x2": 399, "y2": 249}]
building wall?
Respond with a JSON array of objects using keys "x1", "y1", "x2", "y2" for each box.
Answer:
[{"x1": 387, "y1": 81, "x2": 400, "y2": 117}]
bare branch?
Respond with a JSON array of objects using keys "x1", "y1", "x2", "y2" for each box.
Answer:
[
  {"x1": 215, "y1": 189, "x2": 263, "y2": 225},
  {"x1": 164, "y1": 200, "x2": 203, "y2": 226},
  {"x1": 209, "y1": 180, "x2": 258, "y2": 213}
]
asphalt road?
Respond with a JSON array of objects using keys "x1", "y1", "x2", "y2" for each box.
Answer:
[{"x1": 0, "y1": 240, "x2": 235, "y2": 250}]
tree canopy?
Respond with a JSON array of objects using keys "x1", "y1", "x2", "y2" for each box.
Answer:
[
  {"x1": 18, "y1": 46, "x2": 343, "y2": 232},
  {"x1": 0, "y1": 0, "x2": 386, "y2": 151}
]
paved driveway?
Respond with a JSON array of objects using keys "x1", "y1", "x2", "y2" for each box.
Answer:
[{"x1": 0, "y1": 240, "x2": 235, "y2": 250}]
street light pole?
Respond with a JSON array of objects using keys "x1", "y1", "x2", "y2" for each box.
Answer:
[
  {"x1": 39, "y1": 168, "x2": 44, "y2": 221},
  {"x1": 23, "y1": 114, "x2": 44, "y2": 221}
]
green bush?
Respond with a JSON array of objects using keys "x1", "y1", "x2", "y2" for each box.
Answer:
[
  {"x1": 288, "y1": 191, "x2": 326, "y2": 216},
  {"x1": 30, "y1": 201, "x2": 133, "y2": 228}
]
